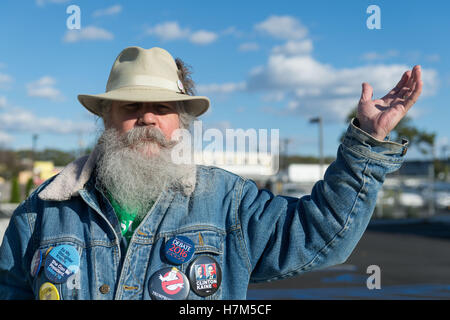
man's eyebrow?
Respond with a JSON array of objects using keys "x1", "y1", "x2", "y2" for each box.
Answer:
[{"x1": 122, "y1": 102, "x2": 141, "y2": 107}]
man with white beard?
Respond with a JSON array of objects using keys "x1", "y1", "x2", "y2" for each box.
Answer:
[
  {"x1": 95, "y1": 125, "x2": 193, "y2": 241},
  {"x1": 0, "y1": 46, "x2": 422, "y2": 300}
]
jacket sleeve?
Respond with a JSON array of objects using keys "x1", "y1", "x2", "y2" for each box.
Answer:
[
  {"x1": 238, "y1": 118, "x2": 408, "y2": 283},
  {"x1": 0, "y1": 201, "x2": 35, "y2": 299}
]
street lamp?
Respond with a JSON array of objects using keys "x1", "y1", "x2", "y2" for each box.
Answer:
[{"x1": 309, "y1": 117, "x2": 324, "y2": 178}]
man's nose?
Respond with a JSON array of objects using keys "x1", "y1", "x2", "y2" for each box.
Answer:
[{"x1": 137, "y1": 109, "x2": 158, "y2": 126}]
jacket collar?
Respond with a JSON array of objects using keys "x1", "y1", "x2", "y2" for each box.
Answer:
[{"x1": 38, "y1": 145, "x2": 197, "y2": 201}]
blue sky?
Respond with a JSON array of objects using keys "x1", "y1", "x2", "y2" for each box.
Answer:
[{"x1": 0, "y1": 0, "x2": 449, "y2": 159}]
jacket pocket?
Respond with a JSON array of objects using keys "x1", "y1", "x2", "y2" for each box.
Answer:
[
  {"x1": 31, "y1": 240, "x2": 84, "y2": 300},
  {"x1": 163, "y1": 228, "x2": 224, "y2": 300}
]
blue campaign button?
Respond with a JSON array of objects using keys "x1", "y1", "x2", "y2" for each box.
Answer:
[
  {"x1": 164, "y1": 236, "x2": 195, "y2": 265},
  {"x1": 44, "y1": 245, "x2": 80, "y2": 283},
  {"x1": 30, "y1": 249, "x2": 43, "y2": 277}
]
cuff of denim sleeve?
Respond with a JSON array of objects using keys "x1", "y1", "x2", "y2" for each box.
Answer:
[{"x1": 342, "y1": 118, "x2": 409, "y2": 162}]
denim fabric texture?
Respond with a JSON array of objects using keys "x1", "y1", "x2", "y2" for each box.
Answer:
[{"x1": 0, "y1": 119, "x2": 408, "y2": 299}]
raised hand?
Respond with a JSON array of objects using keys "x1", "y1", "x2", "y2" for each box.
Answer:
[{"x1": 357, "y1": 65, "x2": 423, "y2": 141}]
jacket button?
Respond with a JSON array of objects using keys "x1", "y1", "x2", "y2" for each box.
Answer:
[{"x1": 99, "y1": 284, "x2": 110, "y2": 294}]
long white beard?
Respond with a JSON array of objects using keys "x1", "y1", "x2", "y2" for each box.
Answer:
[{"x1": 95, "y1": 126, "x2": 195, "y2": 217}]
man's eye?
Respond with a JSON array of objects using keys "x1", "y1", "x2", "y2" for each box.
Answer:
[
  {"x1": 156, "y1": 104, "x2": 173, "y2": 113},
  {"x1": 124, "y1": 103, "x2": 139, "y2": 110}
]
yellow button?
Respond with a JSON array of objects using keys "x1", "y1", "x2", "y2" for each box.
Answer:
[{"x1": 39, "y1": 282, "x2": 60, "y2": 300}]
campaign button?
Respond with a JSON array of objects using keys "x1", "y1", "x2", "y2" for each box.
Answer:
[
  {"x1": 44, "y1": 245, "x2": 80, "y2": 283},
  {"x1": 187, "y1": 255, "x2": 222, "y2": 297},
  {"x1": 148, "y1": 267, "x2": 190, "y2": 300},
  {"x1": 164, "y1": 236, "x2": 195, "y2": 265},
  {"x1": 30, "y1": 249, "x2": 43, "y2": 277},
  {"x1": 177, "y1": 79, "x2": 184, "y2": 93},
  {"x1": 45, "y1": 247, "x2": 53, "y2": 257},
  {"x1": 39, "y1": 282, "x2": 60, "y2": 300}
]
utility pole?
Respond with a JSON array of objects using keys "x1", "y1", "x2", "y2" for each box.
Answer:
[
  {"x1": 309, "y1": 117, "x2": 324, "y2": 178},
  {"x1": 32, "y1": 134, "x2": 38, "y2": 170}
]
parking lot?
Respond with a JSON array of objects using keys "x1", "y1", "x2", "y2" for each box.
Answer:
[{"x1": 248, "y1": 215, "x2": 450, "y2": 299}]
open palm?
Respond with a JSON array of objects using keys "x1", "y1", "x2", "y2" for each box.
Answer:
[{"x1": 357, "y1": 65, "x2": 423, "y2": 141}]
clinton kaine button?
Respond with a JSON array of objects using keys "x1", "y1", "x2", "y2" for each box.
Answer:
[
  {"x1": 148, "y1": 267, "x2": 190, "y2": 300},
  {"x1": 44, "y1": 245, "x2": 80, "y2": 283},
  {"x1": 164, "y1": 236, "x2": 195, "y2": 265},
  {"x1": 188, "y1": 255, "x2": 222, "y2": 297}
]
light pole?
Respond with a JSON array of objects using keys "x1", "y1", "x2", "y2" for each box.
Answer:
[{"x1": 309, "y1": 117, "x2": 324, "y2": 178}]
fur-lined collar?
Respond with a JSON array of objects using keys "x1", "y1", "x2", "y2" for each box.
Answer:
[{"x1": 38, "y1": 146, "x2": 196, "y2": 201}]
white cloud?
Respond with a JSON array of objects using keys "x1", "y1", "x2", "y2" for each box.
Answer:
[
  {"x1": 0, "y1": 96, "x2": 7, "y2": 108},
  {"x1": 221, "y1": 26, "x2": 244, "y2": 38},
  {"x1": 0, "y1": 73, "x2": 13, "y2": 89},
  {"x1": 189, "y1": 30, "x2": 218, "y2": 45},
  {"x1": 197, "y1": 82, "x2": 247, "y2": 95},
  {"x1": 0, "y1": 108, "x2": 95, "y2": 135},
  {"x1": 146, "y1": 21, "x2": 190, "y2": 41},
  {"x1": 272, "y1": 40, "x2": 313, "y2": 56},
  {"x1": 92, "y1": 4, "x2": 122, "y2": 17},
  {"x1": 246, "y1": 37, "x2": 439, "y2": 122},
  {"x1": 26, "y1": 76, "x2": 65, "y2": 101},
  {"x1": 255, "y1": 15, "x2": 308, "y2": 40},
  {"x1": 146, "y1": 21, "x2": 218, "y2": 45},
  {"x1": 425, "y1": 54, "x2": 440, "y2": 63},
  {"x1": 238, "y1": 42, "x2": 260, "y2": 52},
  {"x1": 63, "y1": 26, "x2": 114, "y2": 43},
  {"x1": 36, "y1": 0, "x2": 69, "y2": 6},
  {"x1": 0, "y1": 131, "x2": 13, "y2": 145},
  {"x1": 361, "y1": 50, "x2": 399, "y2": 61}
]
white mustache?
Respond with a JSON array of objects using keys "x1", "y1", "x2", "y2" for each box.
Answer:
[{"x1": 121, "y1": 126, "x2": 177, "y2": 149}]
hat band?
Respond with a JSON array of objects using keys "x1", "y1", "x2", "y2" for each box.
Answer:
[{"x1": 107, "y1": 75, "x2": 180, "y2": 93}]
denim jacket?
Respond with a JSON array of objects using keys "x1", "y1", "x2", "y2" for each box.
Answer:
[{"x1": 0, "y1": 119, "x2": 408, "y2": 300}]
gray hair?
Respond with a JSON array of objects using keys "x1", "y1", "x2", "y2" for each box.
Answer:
[{"x1": 99, "y1": 100, "x2": 196, "y2": 130}]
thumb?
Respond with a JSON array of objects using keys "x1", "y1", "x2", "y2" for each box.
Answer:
[{"x1": 360, "y1": 82, "x2": 373, "y2": 101}]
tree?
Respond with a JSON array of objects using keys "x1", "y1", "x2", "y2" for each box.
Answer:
[
  {"x1": 9, "y1": 176, "x2": 21, "y2": 203},
  {"x1": 16, "y1": 148, "x2": 76, "y2": 166},
  {"x1": 25, "y1": 177, "x2": 35, "y2": 198}
]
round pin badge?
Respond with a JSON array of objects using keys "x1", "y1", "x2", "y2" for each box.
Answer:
[
  {"x1": 188, "y1": 255, "x2": 222, "y2": 297},
  {"x1": 45, "y1": 247, "x2": 53, "y2": 257},
  {"x1": 177, "y1": 79, "x2": 184, "y2": 93},
  {"x1": 148, "y1": 267, "x2": 190, "y2": 300},
  {"x1": 44, "y1": 245, "x2": 80, "y2": 283},
  {"x1": 164, "y1": 236, "x2": 195, "y2": 265},
  {"x1": 39, "y1": 282, "x2": 60, "y2": 300},
  {"x1": 30, "y1": 249, "x2": 43, "y2": 277}
]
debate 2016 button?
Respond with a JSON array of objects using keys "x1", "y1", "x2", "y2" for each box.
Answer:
[
  {"x1": 148, "y1": 267, "x2": 190, "y2": 300},
  {"x1": 39, "y1": 282, "x2": 60, "y2": 300},
  {"x1": 164, "y1": 236, "x2": 195, "y2": 265},
  {"x1": 44, "y1": 245, "x2": 80, "y2": 283},
  {"x1": 188, "y1": 255, "x2": 222, "y2": 297},
  {"x1": 30, "y1": 249, "x2": 43, "y2": 277}
]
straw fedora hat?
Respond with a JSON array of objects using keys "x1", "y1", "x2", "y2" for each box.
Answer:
[{"x1": 78, "y1": 46, "x2": 210, "y2": 117}]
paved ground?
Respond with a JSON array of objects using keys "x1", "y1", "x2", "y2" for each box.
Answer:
[{"x1": 248, "y1": 216, "x2": 450, "y2": 299}]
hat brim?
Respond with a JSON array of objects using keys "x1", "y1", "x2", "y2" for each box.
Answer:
[{"x1": 78, "y1": 86, "x2": 210, "y2": 117}]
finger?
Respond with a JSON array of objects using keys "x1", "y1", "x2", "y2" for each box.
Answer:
[
  {"x1": 382, "y1": 71, "x2": 409, "y2": 103},
  {"x1": 404, "y1": 71, "x2": 423, "y2": 111},
  {"x1": 397, "y1": 81, "x2": 415, "y2": 100},
  {"x1": 395, "y1": 66, "x2": 421, "y2": 99},
  {"x1": 405, "y1": 65, "x2": 420, "y2": 89},
  {"x1": 412, "y1": 65, "x2": 422, "y2": 84},
  {"x1": 360, "y1": 82, "x2": 373, "y2": 101},
  {"x1": 389, "y1": 70, "x2": 410, "y2": 95}
]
